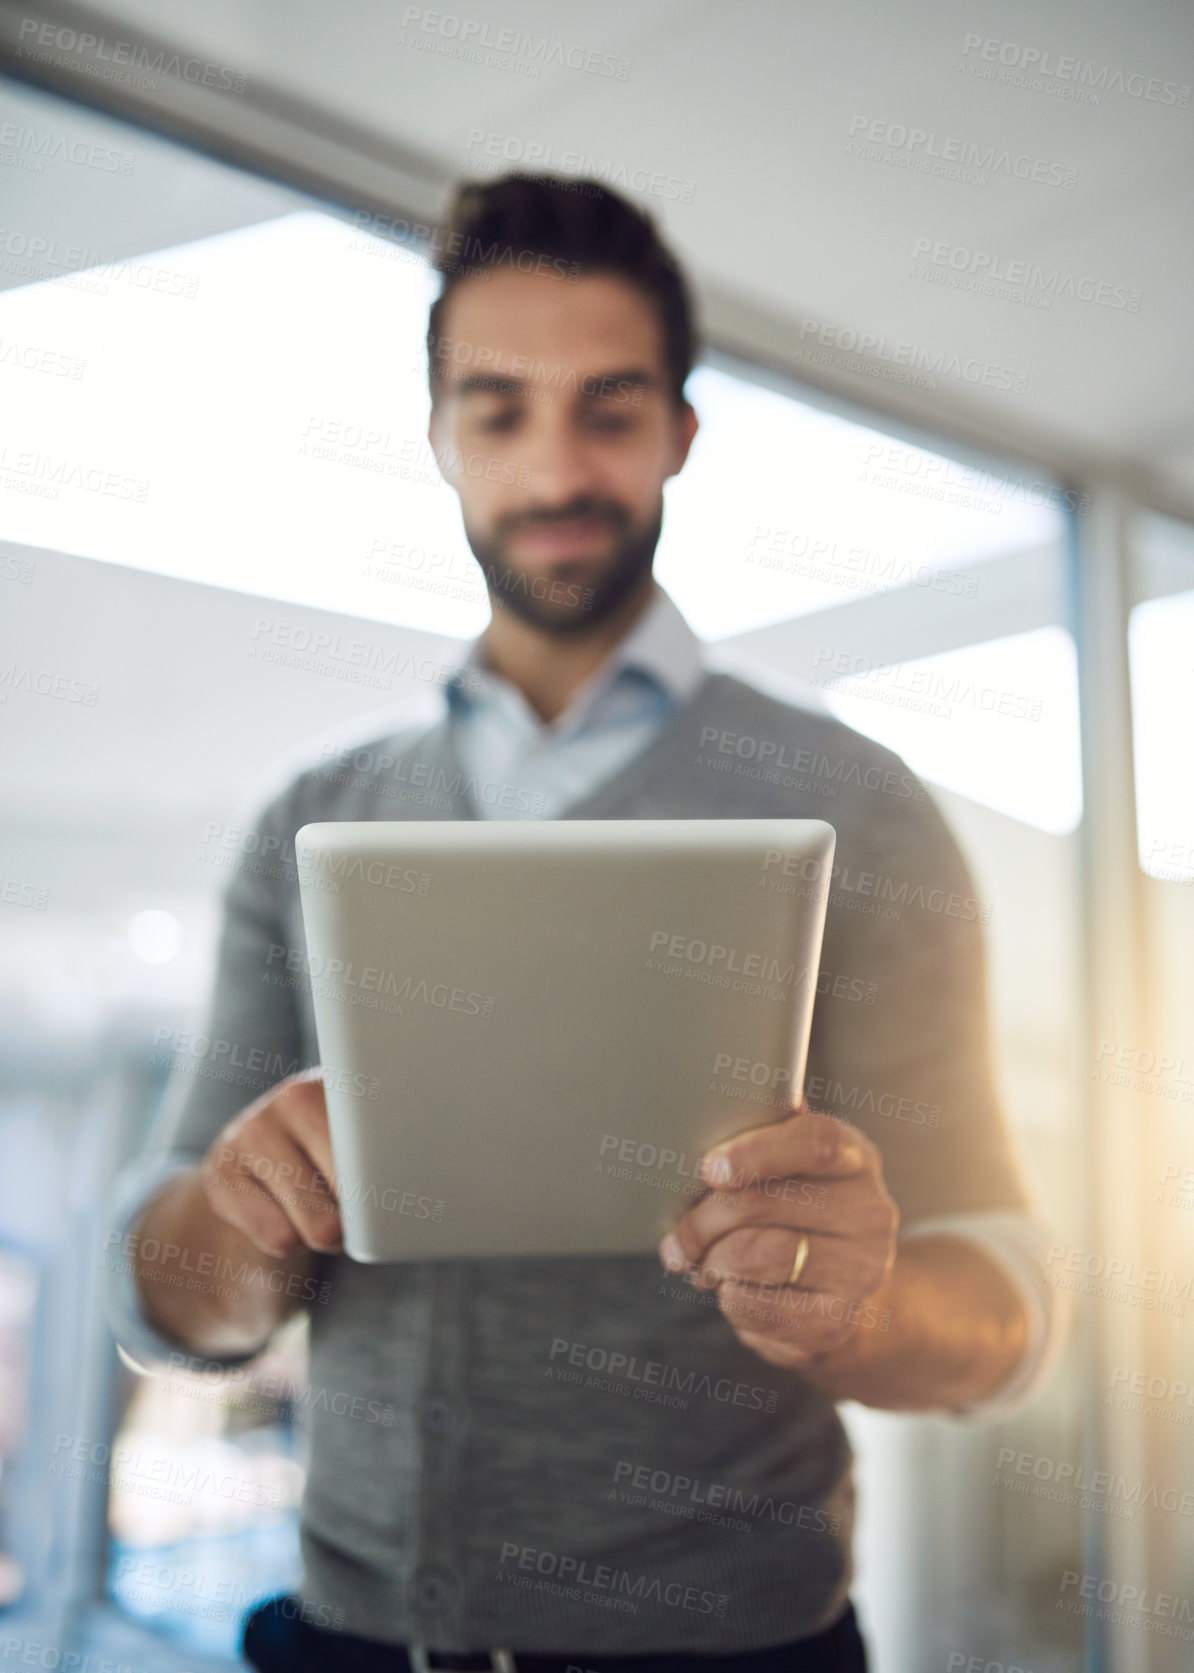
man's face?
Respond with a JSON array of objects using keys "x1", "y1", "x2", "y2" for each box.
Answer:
[{"x1": 427, "y1": 268, "x2": 698, "y2": 634}]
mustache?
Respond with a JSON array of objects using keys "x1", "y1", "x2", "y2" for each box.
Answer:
[{"x1": 500, "y1": 500, "x2": 628, "y2": 535}]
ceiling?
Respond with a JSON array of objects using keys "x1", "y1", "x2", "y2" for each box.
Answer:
[{"x1": 0, "y1": 0, "x2": 1192, "y2": 507}]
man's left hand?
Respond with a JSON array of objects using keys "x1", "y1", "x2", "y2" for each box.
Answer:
[{"x1": 657, "y1": 1102, "x2": 900, "y2": 1369}]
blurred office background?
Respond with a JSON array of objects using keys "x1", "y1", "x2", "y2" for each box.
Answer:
[{"x1": 0, "y1": 0, "x2": 1192, "y2": 1668}]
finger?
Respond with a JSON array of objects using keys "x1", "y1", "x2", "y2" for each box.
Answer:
[
  {"x1": 734, "y1": 1325, "x2": 818, "y2": 1366},
  {"x1": 692, "y1": 1224, "x2": 891, "y2": 1301},
  {"x1": 723, "y1": 1285, "x2": 861, "y2": 1357},
  {"x1": 718, "y1": 1274, "x2": 860, "y2": 1356},
  {"x1": 201, "y1": 1154, "x2": 303, "y2": 1260},
  {"x1": 265, "y1": 1147, "x2": 343, "y2": 1250},
  {"x1": 688, "y1": 1224, "x2": 812, "y2": 1291},
  {"x1": 700, "y1": 1107, "x2": 874, "y2": 1191},
  {"x1": 264, "y1": 1129, "x2": 342, "y2": 1250},
  {"x1": 662, "y1": 1172, "x2": 878, "y2": 1275},
  {"x1": 211, "y1": 1124, "x2": 342, "y2": 1254},
  {"x1": 279, "y1": 1074, "x2": 338, "y2": 1192}
]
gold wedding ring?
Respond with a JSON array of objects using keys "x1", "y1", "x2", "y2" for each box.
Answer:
[{"x1": 787, "y1": 1233, "x2": 811, "y2": 1288}]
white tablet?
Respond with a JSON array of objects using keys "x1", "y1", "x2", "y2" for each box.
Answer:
[{"x1": 295, "y1": 818, "x2": 835, "y2": 1261}]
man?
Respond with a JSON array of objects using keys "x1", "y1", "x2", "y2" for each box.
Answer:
[{"x1": 103, "y1": 174, "x2": 1068, "y2": 1673}]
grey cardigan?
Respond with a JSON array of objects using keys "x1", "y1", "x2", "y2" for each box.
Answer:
[{"x1": 103, "y1": 668, "x2": 1048, "y2": 1654}]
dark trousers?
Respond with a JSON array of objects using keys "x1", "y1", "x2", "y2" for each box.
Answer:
[{"x1": 240, "y1": 1593, "x2": 868, "y2": 1672}]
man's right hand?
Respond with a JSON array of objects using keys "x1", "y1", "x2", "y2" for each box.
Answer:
[
  {"x1": 131, "y1": 1069, "x2": 343, "y2": 1360},
  {"x1": 200, "y1": 1070, "x2": 343, "y2": 1258}
]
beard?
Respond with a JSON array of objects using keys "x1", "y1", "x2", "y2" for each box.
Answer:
[{"x1": 461, "y1": 496, "x2": 664, "y2": 636}]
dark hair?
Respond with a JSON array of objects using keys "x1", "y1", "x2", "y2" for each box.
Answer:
[{"x1": 426, "y1": 171, "x2": 697, "y2": 408}]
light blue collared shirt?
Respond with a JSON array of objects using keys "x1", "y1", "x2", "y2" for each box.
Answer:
[{"x1": 444, "y1": 581, "x2": 707, "y2": 818}]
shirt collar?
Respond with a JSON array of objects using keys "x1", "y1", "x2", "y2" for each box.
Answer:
[{"x1": 444, "y1": 579, "x2": 707, "y2": 721}]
